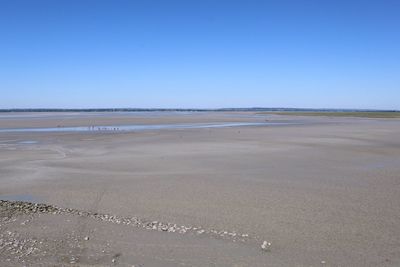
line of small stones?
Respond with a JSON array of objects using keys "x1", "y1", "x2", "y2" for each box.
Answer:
[{"x1": 0, "y1": 200, "x2": 253, "y2": 243}]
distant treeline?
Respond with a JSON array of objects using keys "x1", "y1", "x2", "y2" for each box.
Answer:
[{"x1": 0, "y1": 108, "x2": 398, "y2": 113}]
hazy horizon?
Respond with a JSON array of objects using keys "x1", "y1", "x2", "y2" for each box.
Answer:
[{"x1": 0, "y1": 107, "x2": 399, "y2": 112}]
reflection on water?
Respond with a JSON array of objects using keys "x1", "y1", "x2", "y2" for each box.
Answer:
[
  {"x1": 0, "y1": 122, "x2": 295, "y2": 133},
  {"x1": 18, "y1": 140, "x2": 38, "y2": 144}
]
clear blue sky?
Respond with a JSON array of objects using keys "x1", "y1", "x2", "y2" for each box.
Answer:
[{"x1": 1, "y1": 0, "x2": 399, "y2": 109}]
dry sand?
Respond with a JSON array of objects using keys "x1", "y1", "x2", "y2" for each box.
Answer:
[{"x1": 1, "y1": 112, "x2": 400, "y2": 266}]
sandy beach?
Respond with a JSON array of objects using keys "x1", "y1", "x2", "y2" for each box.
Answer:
[{"x1": 1, "y1": 112, "x2": 400, "y2": 266}]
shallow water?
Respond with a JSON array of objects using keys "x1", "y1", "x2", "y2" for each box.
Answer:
[
  {"x1": 0, "y1": 111, "x2": 201, "y2": 119},
  {"x1": 0, "y1": 122, "x2": 294, "y2": 133},
  {"x1": 0, "y1": 194, "x2": 41, "y2": 203},
  {"x1": 18, "y1": 140, "x2": 38, "y2": 144}
]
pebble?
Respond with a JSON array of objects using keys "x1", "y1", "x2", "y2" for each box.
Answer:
[
  {"x1": 261, "y1": 241, "x2": 271, "y2": 251},
  {"x1": 70, "y1": 256, "x2": 76, "y2": 264},
  {"x1": 0, "y1": 199, "x2": 265, "y2": 260}
]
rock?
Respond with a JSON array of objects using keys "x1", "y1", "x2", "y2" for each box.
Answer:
[{"x1": 84, "y1": 236, "x2": 89, "y2": 241}]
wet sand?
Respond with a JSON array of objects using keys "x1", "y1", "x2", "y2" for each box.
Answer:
[{"x1": 1, "y1": 112, "x2": 400, "y2": 266}]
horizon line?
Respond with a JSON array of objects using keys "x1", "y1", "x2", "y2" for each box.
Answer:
[{"x1": 0, "y1": 108, "x2": 399, "y2": 112}]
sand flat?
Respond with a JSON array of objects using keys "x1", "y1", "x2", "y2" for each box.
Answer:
[{"x1": 1, "y1": 112, "x2": 400, "y2": 266}]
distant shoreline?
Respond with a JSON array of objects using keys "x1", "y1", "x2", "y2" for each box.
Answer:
[
  {"x1": 258, "y1": 111, "x2": 400, "y2": 118},
  {"x1": 0, "y1": 108, "x2": 398, "y2": 113}
]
